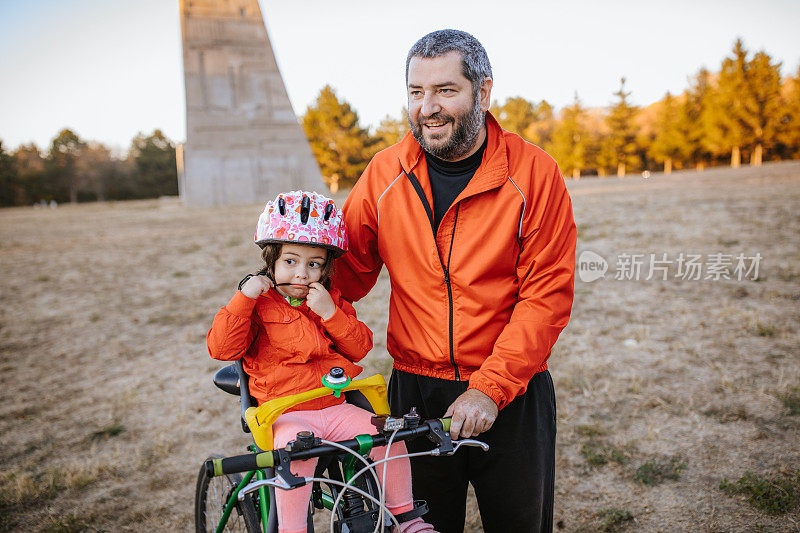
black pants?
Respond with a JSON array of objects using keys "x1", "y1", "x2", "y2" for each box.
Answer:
[{"x1": 388, "y1": 369, "x2": 556, "y2": 533}]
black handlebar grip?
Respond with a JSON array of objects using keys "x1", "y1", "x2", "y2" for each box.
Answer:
[
  {"x1": 221, "y1": 454, "x2": 260, "y2": 475},
  {"x1": 206, "y1": 452, "x2": 275, "y2": 477}
]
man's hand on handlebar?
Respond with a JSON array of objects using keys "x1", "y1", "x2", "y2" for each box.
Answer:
[{"x1": 444, "y1": 388, "x2": 498, "y2": 440}]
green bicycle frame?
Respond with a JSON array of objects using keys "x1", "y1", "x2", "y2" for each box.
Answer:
[
  {"x1": 212, "y1": 462, "x2": 361, "y2": 532},
  {"x1": 213, "y1": 429, "x2": 402, "y2": 532},
  {"x1": 214, "y1": 468, "x2": 271, "y2": 533},
  {"x1": 256, "y1": 469, "x2": 269, "y2": 531},
  {"x1": 215, "y1": 470, "x2": 255, "y2": 533}
]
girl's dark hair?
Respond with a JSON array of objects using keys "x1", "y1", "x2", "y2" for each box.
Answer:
[{"x1": 257, "y1": 243, "x2": 335, "y2": 290}]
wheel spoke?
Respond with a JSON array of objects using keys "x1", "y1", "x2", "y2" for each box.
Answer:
[{"x1": 196, "y1": 456, "x2": 261, "y2": 533}]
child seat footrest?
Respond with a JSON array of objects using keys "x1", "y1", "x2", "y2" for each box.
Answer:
[{"x1": 394, "y1": 500, "x2": 429, "y2": 523}]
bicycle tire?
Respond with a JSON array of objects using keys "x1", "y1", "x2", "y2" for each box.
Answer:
[{"x1": 195, "y1": 454, "x2": 261, "y2": 533}]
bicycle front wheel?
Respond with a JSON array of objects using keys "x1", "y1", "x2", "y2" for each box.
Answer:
[{"x1": 195, "y1": 454, "x2": 260, "y2": 533}]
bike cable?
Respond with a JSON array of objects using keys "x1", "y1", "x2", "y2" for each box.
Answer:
[
  {"x1": 319, "y1": 438, "x2": 382, "y2": 497},
  {"x1": 321, "y1": 437, "x2": 385, "y2": 533},
  {"x1": 304, "y1": 477, "x2": 401, "y2": 531},
  {"x1": 324, "y1": 428, "x2": 401, "y2": 533},
  {"x1": 377, "y1": 428, "x2": 400, "y2": 533},
  {"x1": 328, "y1": 449, "x2": 441, "y2": 533}
]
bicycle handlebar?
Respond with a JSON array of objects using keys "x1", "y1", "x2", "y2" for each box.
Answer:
[{"x1": 206, "y1": 417, "x2": 454, "y2": 478}]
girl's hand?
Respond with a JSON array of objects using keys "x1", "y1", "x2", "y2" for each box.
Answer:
[
  {"x1": 240, "y1": 275, "x2": 273, "y2": 299},
  {"x1": 306, "y1": 282, "x2": 336, "y2": 321}
]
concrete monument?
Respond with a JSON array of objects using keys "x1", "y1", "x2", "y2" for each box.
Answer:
[{"x1": 179, "y1": 0, "x2": 322, "y2": 206}]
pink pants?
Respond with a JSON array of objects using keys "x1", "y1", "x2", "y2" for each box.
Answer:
[{"x1": 271, "y1": 402, "x2": 433, "y2": 533}]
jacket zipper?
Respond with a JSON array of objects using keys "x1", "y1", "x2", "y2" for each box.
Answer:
[
  {"x1": 440, "y1": 205, "x2": 460, "y2": 379},
  {"x1": 402, "y1": 167, "x2": 462, "y2": 380}
]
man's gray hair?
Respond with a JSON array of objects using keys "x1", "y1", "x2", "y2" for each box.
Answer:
[{"x1": 405, "y1": 29, "x2": 493, "y2": 93}]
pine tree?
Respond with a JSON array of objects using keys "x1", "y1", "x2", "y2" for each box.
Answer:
[
  {"x1": 523, "y1": 100, "x2": 556, "y2": 147},
  {"x1": 743, "y1": 50, "x2": 784, "y2": 165},
  {"x1": 649, "y1": 92, "x2": 689, "y2": 174},
  {"x1": 128, "y1": 130, "x2": 178, "y2": 198},
  {"x1": 777, "y1": 65, "x2": 800, "y2": 158},
  {"x1": 496, "y1": 96, "x2": 537, "y2": 138},
  {"x1": 47, "y1": 129, "x2": 85, "y2": 203},
  {"x1": 0, "y1": 141, "x2": 20, "y2": 206},
  {"x1": 547, "y1": 94, "x2": 589, "y2": 178},
  {"x1": 302, "y1": 85, "x2": 374, "y2": 190},
  {"x1": 592, "y1": 134, "x2": 614, "y2": 177},
  {"x1": 682, "y1": 68, "x2": 713, "y2": 170},
  {"x1": 704, "y1": 39, "x2": 750, "y2": 167},
  {"x1": 13, "y1": 143, "x2": 45, "y2": 204},
  {"x1": 605, "y1": 78, "x2": 640, "y2": 176},
  {"x1": 372, "y1": 109, "x2": 409, "y2": 153}
]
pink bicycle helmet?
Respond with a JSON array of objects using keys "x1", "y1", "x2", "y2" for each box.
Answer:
[{"x1": 255, "y1": 191, "x2": 348, "y2": 257}]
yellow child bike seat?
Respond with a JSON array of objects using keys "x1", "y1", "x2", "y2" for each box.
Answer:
[{"x1": 244, "y1": 373, "x2": 391, "y2": 451}]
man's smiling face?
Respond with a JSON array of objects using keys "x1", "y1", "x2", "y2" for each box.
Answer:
[{"x1": 407, "y1": 51, "x2": 490, "y2": 161}]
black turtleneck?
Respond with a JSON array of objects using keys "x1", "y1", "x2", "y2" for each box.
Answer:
[{"x1": 425, "y1": 137, "x2": 487, "y2": 233}]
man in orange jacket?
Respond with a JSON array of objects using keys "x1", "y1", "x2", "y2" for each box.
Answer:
[{"x1": 333, "y1": 29, "x2": 576, "y2": 533}]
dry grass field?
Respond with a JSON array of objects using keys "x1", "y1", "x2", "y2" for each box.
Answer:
[{"x1": 1, "y1": 161, "x2": 798, "y2": 532}]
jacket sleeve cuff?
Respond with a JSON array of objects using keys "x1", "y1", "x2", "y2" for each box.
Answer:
[
  {"x1": 468, "y1": 378, "x2": 505, "y2": 409},
  {"x1": 321, "y1": 306, "x2": 350, "y2": 336},
  {"x1": 226, "y1": 291, "x2": 257, "y2": 318}
]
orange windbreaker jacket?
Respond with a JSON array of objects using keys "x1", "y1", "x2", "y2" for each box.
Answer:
[
  {"x1": 207, "y1": 288, "x2": 372, "y2": 412},
  {"x1": 333, "y1": 113, "x2": 576, "y2": 409}
]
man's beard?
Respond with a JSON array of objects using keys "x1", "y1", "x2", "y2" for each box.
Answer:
[{"x1": 409, "y1": 92, "x2": 484, "y2": 161}]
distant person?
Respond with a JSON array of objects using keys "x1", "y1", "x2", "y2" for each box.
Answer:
[
  {"x1": 207, "y1": 191, "x2": 435, "y2": 533},
  {"x1": 333, "y1": 30, "x2": 577, "y2": 532}
]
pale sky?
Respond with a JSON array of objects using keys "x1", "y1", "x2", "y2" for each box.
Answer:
[{"x1": 1, "y1": 0, "x2": 798, "y2": 153}]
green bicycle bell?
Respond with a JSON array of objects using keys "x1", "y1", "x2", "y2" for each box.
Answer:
[{"x1": 322, "y1": 367, "x2": 351, "y2": 398}]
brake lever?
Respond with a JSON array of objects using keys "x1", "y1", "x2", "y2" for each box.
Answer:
[
  {"x1": 426, "y1": 421, "x2": 454, "y2": 455},
  {"x1": 431, "y1": 438, "x2": 489, "y2": 456},
  {"x1": 237, "y1": 448, "x2": 309, "y2": 500},
  {"x1": 238, "y1": 477, "x2": 285, "y2": 500},
  {"x1": 453, "y1": 439, "x2": 489, "y2": 453},
  {"x1": 238, "y1": 475, "x2": 311, "y2": 500}
]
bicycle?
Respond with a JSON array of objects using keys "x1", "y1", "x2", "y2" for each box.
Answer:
[{"x1": 195, "y1": 361, "x2": 488, "y2": 533}]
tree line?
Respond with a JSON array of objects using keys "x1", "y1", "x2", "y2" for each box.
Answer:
[
  {"x1": 2, "y1": 39, "x2": 797, "y2": 206},
  {"x1": 304, "y1": 39, "x2": 800, "y2": 185},
  {"x1": 0, "y1": 129, "x2": 177, "y2": 207}
]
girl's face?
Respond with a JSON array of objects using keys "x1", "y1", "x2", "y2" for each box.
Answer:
[{"x1": 273, "y1": 244, "x2": 328, "y2": 299}]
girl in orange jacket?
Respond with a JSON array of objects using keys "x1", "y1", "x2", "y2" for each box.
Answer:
[{"x1": 207, "y1": 191, "x2": 434, "y2": 533}]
